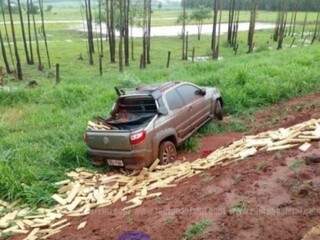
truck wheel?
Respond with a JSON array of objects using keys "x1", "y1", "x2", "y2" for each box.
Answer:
[
  {"x1": 214, "y1": 100, "x2": 223, "y2": 121},
  {"x1": 159, "y1": 141, "x2": 177, "y2": 165}
]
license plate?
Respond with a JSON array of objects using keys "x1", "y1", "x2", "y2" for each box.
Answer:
[{"x1": 107, "y1": 159, "x2": 124, "y2": 167}]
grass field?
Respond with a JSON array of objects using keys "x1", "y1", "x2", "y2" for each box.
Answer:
[{"x1": 0, "y1": 8, "x2": 320, "y2": 206}]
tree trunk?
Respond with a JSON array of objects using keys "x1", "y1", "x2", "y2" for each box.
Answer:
[
  {"x1": 119, "y1": 0, "x2": 124, "y2": 72},
  {"x1": 84, "y1": 0, "x2": 93, "y2": 65},
  {"x1": 277, "y1": 2, "x2": 288, "y2": 50},
  {"x1": 110, "y1": 0, "x2": 116, "y2": 63},
  {"x1": 0, "y1": 29, "x2": 11, "y2": 73},
  {"x1": 105, "y1": 0, "x2": 112, "y2": 62},
  {"x1": 227, "y1": 0, "x2": 236, "y2": 45},
  {"x1": 17, "y1": 0, "x2": 31, "y2": 64},
  {"x1": 98, "y1": 0, "x2": 103, "y2": 57},
  {"x1": 88, "y1": 0, "x2": 94, "y2": 53},
  {"x1": 39, "y1": 0, "x2": 51, "y2": 68},
  {"x1": 231, "y1": 9, "x2": 240, "y2": 47},
  {"x1": 197, "y1": 23, "x2": 202, "y2": 40},
  {"x1": 211, "y1": 0, "x2": 218, "y2": 57},
  {"x1": 141, "y1": 0, "x2": 147, "y2": 68},
  {"x1": 130, "y1": 20, "x2": 134, "y2": 61},
  {"x1": 146, "y1": 0, "x2": 151, "y2": 64},
  {"x1": 288, "y1": 11, "x2": 294, "y2": 37},
  {"x1": 106, "y1": 0, "x2": 116, "y2": 63},
  {"x1": 26, "y1": 0, "x2": 34, "y2": 64},
  {"x1": 216, "y1": 2, "x2": 222, "y2": 59},
  {"x1": 273, "y1": 11, "x2": 281, "y2": 41},
  {"x1": 301, "y1": 12, "x2": 308, "y2": 39},
  {"x1": 291, "y1": 11, "x2": 297, "y2": 37},
  {"x1": 32, "y1": 0, "x2": 43, "y2": 71},
  {"x1": 311, "y1": 12, "x2": 320, "y2": 44},
  {"x1": 248, "y1": 0, "x2": 257, "y2": 53},
  {"x1": 7, "y1": 0, "x2": 23, "y2": 80},
  {"x1": 185, "y1": 32, "x2": 189, "y2": 60},
  {"x1": 124, "y1": 0, "x2": 130, "y2": 66},
  {"x1": 181, "y1": 0, "x2": 186, "y2": 60},
  {"x1": 1, "y1": 2, "x2": 15, "y2": 68}
]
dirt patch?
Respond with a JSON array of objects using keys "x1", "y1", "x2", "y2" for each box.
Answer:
[
  {"x1": 14, "y1": 93, "x2": 320, "y2": 240},
  {"x1": 251, "y1": 92, "x2": 320, "y2": 133},
  {"x1": 180, "y1": 92, "x2": 320, "y2": 162},
  {"x1": 178, "y1": 133, "x2": 243, "y2": 161}
]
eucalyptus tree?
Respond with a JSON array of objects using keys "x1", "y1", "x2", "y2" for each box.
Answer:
[
  {"x1": 124, "y1": 0, "x2": 130, "y2": 66},
  {"x1": 301, "y1": 12, "x2": 308, "y2": 38},
  {"x1": 17, "y1": 0, "x2": 31, "y2": 64},
  {"x1": 277, "y1": 0, "x2": 288, "y2": 50},
  {"x1": 105, "y1": 0, "x2": 116, "y2": 63},
  {"x1": 0, "y1": 29, "x2": 11, "y2": 73},
  {"x1": 118, "y1": 0, "x2": 124, "y2": 72},
  {"x1": 311, "y1": 12, "x2": 320, "y2": 43},
  {"x1": 7, "y1": 0, "x2": 23, "y2": 80},
  {"x1": 31, "y1": 0, "x2": 43, "y2": 70},
  {"x1": 84, "y1": 0, "x2": 94, "y2": 65},
  {"x1": 1, "y1": 1, "x2": 14, "y2": 68},
  {"x1": 248, "y1": 0, "x2": 258, "y2": 53},
  {"x1": 181, "y1": 0, "x2": 187, "y2": 60},
  {"x1": 227, "y1": 0, "x2": 236, "y2": 45},
  {"x1": 27, "y1": 0, "x2": 34, "y2": 64},
  {"x1": 39, "y1": 0, "x2": 51, "y2": 68},
  {"x1": 190, "y1": 6, "x2": 210, "y2": 40},
  {"x1": 211, "y1": 0, "x2": 219, "y2": 59},
  {"x1": 146, "y1": 0, "x2": 151, "y2": 64}
]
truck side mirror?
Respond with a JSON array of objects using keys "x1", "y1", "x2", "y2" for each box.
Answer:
[
  {"x1": 158, "y1": 106, "x2": 168, "y2": 115},
  {"x1": 195, "y1": 88, "x2": 206, "y2": 96}
]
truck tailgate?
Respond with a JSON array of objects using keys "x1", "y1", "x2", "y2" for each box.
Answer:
[{"x1": 86, "y1": 130, "x2": 131, "y2": 151}]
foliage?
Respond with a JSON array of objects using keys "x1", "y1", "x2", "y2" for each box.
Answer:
[
  {"x1": 190, "y1": 6, "x2": 211, "y2": 24},
  {"x1": 181, "y1": 137, "x2": 199, "y2": 152},
  {"x1": 183, "y1": 219, "x2": 212, "y2": 240},
  {"x1": 176, "y1": 12, "x2": 189, "y2": 25},
  {"x1": 46, "y1": 5, "x2": 53, "y2": 12},
  {"x1": 27, "y1": 3, "x2": 39, "y2": 15},
  {"x1": 184, "y1": 0, "x2": 319, "y2": 11},
  {"x1": 229, "y1": 201, "x2": 248, "y2": 214}
]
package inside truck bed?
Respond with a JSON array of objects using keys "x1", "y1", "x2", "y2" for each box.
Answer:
[{"x1": 87, "y1": 96, "x2": 157, "y2": 131}]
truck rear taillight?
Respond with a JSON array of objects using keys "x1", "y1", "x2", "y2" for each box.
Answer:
[{"x1": 130, "y1": 131, "x2": 146, "y2": 145}]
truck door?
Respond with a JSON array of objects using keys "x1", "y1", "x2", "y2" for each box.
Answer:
[
  {"x1": 176, "y1": 84, "x2": 209, "y2": 132},
  {"x1": 165, "y1": 88, "x2": 192, "y2": 139}
]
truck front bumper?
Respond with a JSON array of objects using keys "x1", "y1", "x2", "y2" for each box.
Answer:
[{"x1": 88, "y1": 148, "x2": 153, "y2": 170}]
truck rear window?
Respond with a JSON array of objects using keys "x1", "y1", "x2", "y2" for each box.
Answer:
[{"x1": 118, "y1": 96, "x2": 157, "y2": 113}]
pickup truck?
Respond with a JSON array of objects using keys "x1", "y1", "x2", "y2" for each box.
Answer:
[{"x1": 84, "y1": 82, "x2": 223, "y2": 169}]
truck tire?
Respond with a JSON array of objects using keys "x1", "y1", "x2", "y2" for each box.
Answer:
[
  {"x1": 214, "y1": 100, "x2": 223, "y2": 121},
  {"x1": 159, "y1": 141, "x2": 177, "y2": 165}
]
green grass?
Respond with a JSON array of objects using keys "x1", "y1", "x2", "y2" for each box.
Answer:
[
  {"x1": 183, "y1": 219, "x2": 212, "y2": 240},
  {"x1": 0, "y1": 9, "x2": 320, "y2": 207}
]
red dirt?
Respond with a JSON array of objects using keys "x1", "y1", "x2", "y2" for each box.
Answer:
[
  {"x1": 178, "y1": 133, "x2": 244, "y2": 161},
  {"x1": 15, "y1": 93, "x2": 320, "y2": 240}
]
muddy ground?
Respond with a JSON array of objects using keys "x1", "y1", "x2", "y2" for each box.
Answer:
[{"x1": 20, "y1": 93, "x2": 320, "y2": 240}]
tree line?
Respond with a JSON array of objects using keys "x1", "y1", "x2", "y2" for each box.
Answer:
[
  {"x1": 185, "y1": 0, "x2": 319, "y2": 11},
  {"x1": 0, "y1": 0, "x2": 319, "y2": 77},
  {"x1": 0, "y1": 0, "x2": 51, "y2": 80}
]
